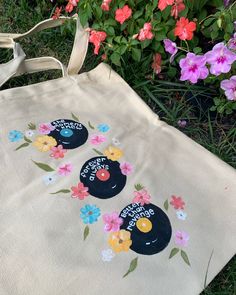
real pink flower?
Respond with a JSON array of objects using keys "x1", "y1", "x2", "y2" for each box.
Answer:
[
  {"x1": 171, "y1": 0, "x2": 185, "y2": 19},
  {"x1": 50, "y1": 145, "x2": 67, "y2": 159},
  {"x1": 71, "y1": 182, "x2": 89, "y2": 200},
  {"x1": 152, "y1": 53, "x2": 162, "y2": 74},
  {"x1": 101, "y1": 0, "x2": 112, "y2": 11},
  {"x1": 220, "y1": 75, "x2": 236, "y2": 101},
  {"x1": 102, "y1": 212, "x2": 123, "y2": 232},
  {"x1": 58, "y1": 163, "x2": 73, "y2": 176},
  {"x1": 90, "y1": 134, "x2": 106, "y2": 145},
  {"x1": 120, "y1": 162, "x2": 133, "y2": 175},
  {"x1": 52, "y1": 7, "x2": 62, "y2": 20},
  {"x1": 174, "y1": 230, "x2": 189, "y2": 247},
  {"x1": 170, "y1": 195, "x2": 185, "y2": 210},
  {"x1": 163, "y1": 39, "x2": 178, "y2": 62},
  {"x1": 228, "y1": 33, "x2": 236, "y2": 51},
  {"x1": 115, "y1": 5, "x2": 132, "y2": 24},
  {"x1": 132, "y1": 189, "x2": 151, "y2": 206},
  {"x1": 89, "y1": 30, "x2": 107, "y2": 55},
  {"x1": 138, "y1": 23, "x2": 154, "y2": 41},
  {"x1": 65, "y1": 0, "x2": 79, "y2": 13},
  {"x1": 174, "y1": 17, "x2": 196, "y2": 41},
  {"x1": 158, "y1": 0, "x2": 174, "y2": 11},
  {"x1": 39, "y1": 123, "x2": 55, "y2": 135}
]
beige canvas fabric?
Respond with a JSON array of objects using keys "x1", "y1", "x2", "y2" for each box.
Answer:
[{"x1": 0, "y1": 17, "x2": 235, "y2": 295}]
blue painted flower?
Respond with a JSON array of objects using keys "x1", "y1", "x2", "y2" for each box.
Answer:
[
  {"x1": 8, "y1": 130, "x2": 24, "y2": 142},
  {"x1": 97, "y1": 123, "x2": 110, "y2": 133},
  {"x1": 80, "y1": 204, "x2": 101, "y2": 224}
]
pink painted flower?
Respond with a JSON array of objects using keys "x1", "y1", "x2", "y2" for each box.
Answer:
[
  {"x1": 90, "y1": 134, "x2": 106, "y2": 145},
  {"x1": 65, "y1": 0, "x2": 79, "y2": 13},
  {"x1": 158, "y1": 0, "x2": 174, "y2": 11},
  {"x1": 152, "y1": 53, "x2": 162, "y2": 74},
  {"x1": 101, "y1": 0, "x2": 112, "y2": 11},
  {"x1": 228, "y1": 33, "x2": 236, "y2": 51},
  {"x1": 132, "y1": 189, "x2": 151, "y2": 206},
  {"x1": 58, "y1": 163, "x2": 73, "y2": 176},
  {"x1": 102, "y1": 212, "x2": 123, "y2": 232},
  {"x1": 120, "y1": 162, "x2": 133, "y2": 175},
  {"x1": 205, "y1": 42, "x2": 236, "y2": 76},
  {"x1": 39, "y1": 123, "x2": 55, "y2": 135},
  {"x1": 50, "y1": 145, "x2": 67, "y2": 159},
  {"x1": 170, "y1": 195, "x2": 185, "y2": 210},
  {"x1": 220, "y1": 76, "x2": 236, "y2": 101},
  {"x1": 71, "y1": 182, "x2": 89, "y2": 200},
  {"x1": 163, "y1": 39, "x2": 178, "y2": 62},
  {"x1": 89, "y1": 30, "x2": 107, "y2": 55},
  {"x1": 179, "y1": 53, "x2": 209, "y2": 84},
  {"x1": 174, "y1": 230, "x2": 189, "y2": 247},
  {"x1": 115, "y1": 5, "x2": 132, "y2": 24},
  {"x1": 171, "y1": 0, "x2": 185, "y2": 19},
  {"x1": 138, "y1": 23, "x2": 154, "y2": 41}
]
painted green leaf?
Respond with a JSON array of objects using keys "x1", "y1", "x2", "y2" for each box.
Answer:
[
  {"x1": 164, "y1": 199, "x2": 169, "y2": 211},
  {"x1": 32, "y1": 160, "x2": 55, "y2": 172},
  {"x1": 92, "y1": 148, "x2": 103, "y2": 156},
  {"x1": 24, "y1": 136, "x2": 32, "y2": 143},
  {"x1": 83, "y1": 225, "x2": 89, "y2": 241},
  {"x1": 134, "y1": 183, "x2": 144, "y2": 191},
  {"x1": 123, "y1": 257, "x2": 138, "y2": 278},
  {"x1": 71, "y1": 112, "x2": 79, "y2": 122},
  {"x1": 28, "y1": 122, "x2": 36, "y2": 130},
  {"x1": 181, "y1": 250, "x2": 191, "y2": 266},
  {"x1": 169, "y1": 248, "x2": 179, "y2": 259},
  {"x1": 50, "y1": 189, "x2": 71, "y2": 195},
  {"x1": 88, "y1": 121, "x2": 95, "y2": 129},
  {"x1": 15, "y1": 142, "x2": 30, "y2": 151}
]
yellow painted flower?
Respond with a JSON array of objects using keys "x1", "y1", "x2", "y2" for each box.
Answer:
[
  {"x1": 104, "y1": 146, "x2": 123, "y2": 161},
  {"x1": 108, "y1": 230, "x2": 132, "y2": 253},
  {"x1": 33, "y1": 135, "x2": 57, "y2": 152}
]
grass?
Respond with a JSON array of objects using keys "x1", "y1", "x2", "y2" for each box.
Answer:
[{"x1": 0, "y1": 1, "x2": 235, "y2": 294}]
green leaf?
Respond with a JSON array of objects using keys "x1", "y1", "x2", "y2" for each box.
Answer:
[
  {"x1": 94, "y1": 6, "x2": 102, "y2": 19},
  {"x1": 84, "y1": 225, "x2": 89, "y2": 241},
  {"x1": 193, "y1": 47, "x2": 202, "y2": 54},
  {"x1": 134, "y1": 183, "x2": 144, "y2": 191},
  {"x1": 164, "y1": 199, "x2": 169, "y2": 211},
  {"x1": 132, "y1": 48, "x2": 141, "y2": 62},
  {"x1": 111, "y1": 52, "x2": 121, "y2": 66},
  {"x1": 28, "y1": 122, "x2": 36, "y2": 130},
  {"x1": 50, "y1": 189, "x2": 71, "y2": 195},
  {"x1": 15, "y1": 142, "x2": 30, "y2": 151},
  {"x1": 32, "y1": 160, "x2": 55, "y2": 172},
  {"x1": 169, "y1": 248, "x2": 179, "y2": 259},
  {"x1": 181, "y1": 250, "x2": 191, "y2": 266},
  {"x1": 204, "y1": 17, "x2": 215, "y2": 26},
  {"x1": 71, "y1": 112, "x2": 79, "y2": 122},
  {"x1": 123, "y1": 257, "x2": 138, "y2": 278},
  {"x1": 88, "y1": 121, "x2": 95, "y2": 129},
  {"x1": 92, "y1": 148, "x2": 103, "y2": 156},
  {"x1": 24, "y1": 136, "x2": 32, "y2": 143},
  {"x1": 107, "y1": 26, "x2": 115, "y2": 36}
]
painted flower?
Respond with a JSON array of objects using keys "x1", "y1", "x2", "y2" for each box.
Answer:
[
  {"x1": 90, "y1": 134, "x2": 106, "y2": 145},
  {"x1": 170, "y1": 195, "x2": 185, "y2": 210},
  {"x1": 104, "y1": 146, "x2": 123, "y2": 161},
  {"x1": 97, "y1": 123, "x2": 110, "y2": 133},
  {"x1": 177, "y1": 119, "x2": 187, "y2": 128},
  {"x1": 38, "y1": 123, "x2": 55, "y2": 135},
  {"x1": 163, "y1": 39, "x2": 178, "y2": 63},
  {"x1": 42, "y1": 173, "x2": 57, "y2": 185},
  {"x1": 25, "y1": 130, "x2": 34, "y2": 137},
  {"x1": 228, "y1": 33, "x2": 236, "y2": 51},
  {"x1": 138, "y1": 23, "x2": 154, "y2": 41},
  {"x1": 80, "y1": 204, "x2": 101, "y2": 224},
  {"x1": 50, "y1": 145, "x2": 67, "y2": 159},
  {"x1": 174, "y1": 230, "x2": 189, "y2": 247},
  {"x1": 132, "y1": 189, "x2": 151, "y2": 206},
  {"x1": 120, "y1": 162, "x2": 133, "y2": 175},
  {"x1": 174, "y1": 17, "x2": 196, "y2": 40},
  {"x1": 58, "y1": 163, "x2": 73, "y2": 176},
  {"x1": 108, "y1": 230, "x2": 132, "y2": 253},
  {"x1": 115, "y1": 5, "x2": 132, "y2": 24},
  {"x1": 52, "y1": 6, "x2": 62, "y2": 19},
  {"x1": 205, "y1": 42, "x2": 236, "y2": 76},
  {"x1": 220, "y1": 76, "x2": 236, "y2": 101},
  {"x1": 101, "y1": 249, "x2": 115, "y2": 262},
  {"x1": 112, "y1": 137, "x2": 121, "y2": 146},
  {"x1": 103, "y1": 212, "x2": 123, "y2": 232},
  {"x1": 171, "y1": 0, "x2": 185, "y2": 19},
  {"x1": 158, "y1": 0, "x2": 174, "y2": 11},
  {"x1": 179, "y1": 53, "x2": 209, "y2": 84},
  {"x1": 33, "y1": 135, "x2": 57, "y2": 152},
  {"x1": 152, "y1": 53, "x2": 162, "y2": 74},
  {"x1": 89, "y1": 30, "x2": 107, "y2": 55},
  {"x1": 101, "y1": 0, "x2": 112, "y2": 11},
  {"x1": 176, "y1": 210, "x2": 187, "y2": 220},
  {"x1": 71, "y1": 182, "x2": 89, "y2": 200},
  {"x1": 8, "y1": 130, "x2": 23, "y2": 142},
  {"x1": 65, "y1": 0, "x2": 79, "y2": 13}
]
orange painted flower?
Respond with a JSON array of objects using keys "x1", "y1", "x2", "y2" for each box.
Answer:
[
  {"x1": 108, "y1": 230, "x2": 132, "y2": 253},
  {"x1": 152, "y1": 53, "x2": 162, "y2": 74},
  {"x1": 115, "y1": 5, "x2": 132, "y2": 24},
  {"x1": 158, "y1": 0, "x2": 174, "y2": 11},
  {"x1": 171, "y1": 0, "x2": 185, "y2": 19},
  {"x1": 174, "y1": 17, "x2": 196, "y2": 40}
]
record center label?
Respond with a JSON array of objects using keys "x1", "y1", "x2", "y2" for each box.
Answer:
[{"x1": 81, "y1": 157, "x2": 109, "y2": 182}]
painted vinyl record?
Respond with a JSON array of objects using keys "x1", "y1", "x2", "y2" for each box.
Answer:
[
  {"x1": 119, "y1": 203, "x2": 172, "y2": 255},
  {"x1": 49, "y1": 119, "x2": 88, "y2": 149},
  {"x1": 80, "y1": 156, "x2": 126, "y2": 199}
]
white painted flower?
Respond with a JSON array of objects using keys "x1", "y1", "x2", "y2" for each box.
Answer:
[
  {"x1": 176, "y1": 210, "x2": 187, "y2": 220},
  {"x1": 25, "y1": 130, "x2": 34, "y2": 137},
  {"x1": 101, "y1": 249, "x2": 115, "y2": 262},
  {"x1": 43, "y1": 173, "x2": 57, "y2": 185},
  {"x1": 112, "y1": 137, "x2": 121, "y2": 146}
]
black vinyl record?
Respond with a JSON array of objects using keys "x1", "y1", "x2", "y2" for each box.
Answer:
[
  {"x1": 49, "y1": 119, "x2": 88, "y2": 149},
  {"x1": 80, "y1": 156, "x2": 127, "y2": 199},
  {"x1": 120, "y1": 203, "x2": 172, "y2": 255}
]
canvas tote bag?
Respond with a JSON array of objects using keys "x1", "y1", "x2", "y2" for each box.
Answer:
[{"x1": 0, "y1": 16, "x2": 235, "y2": 295}]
